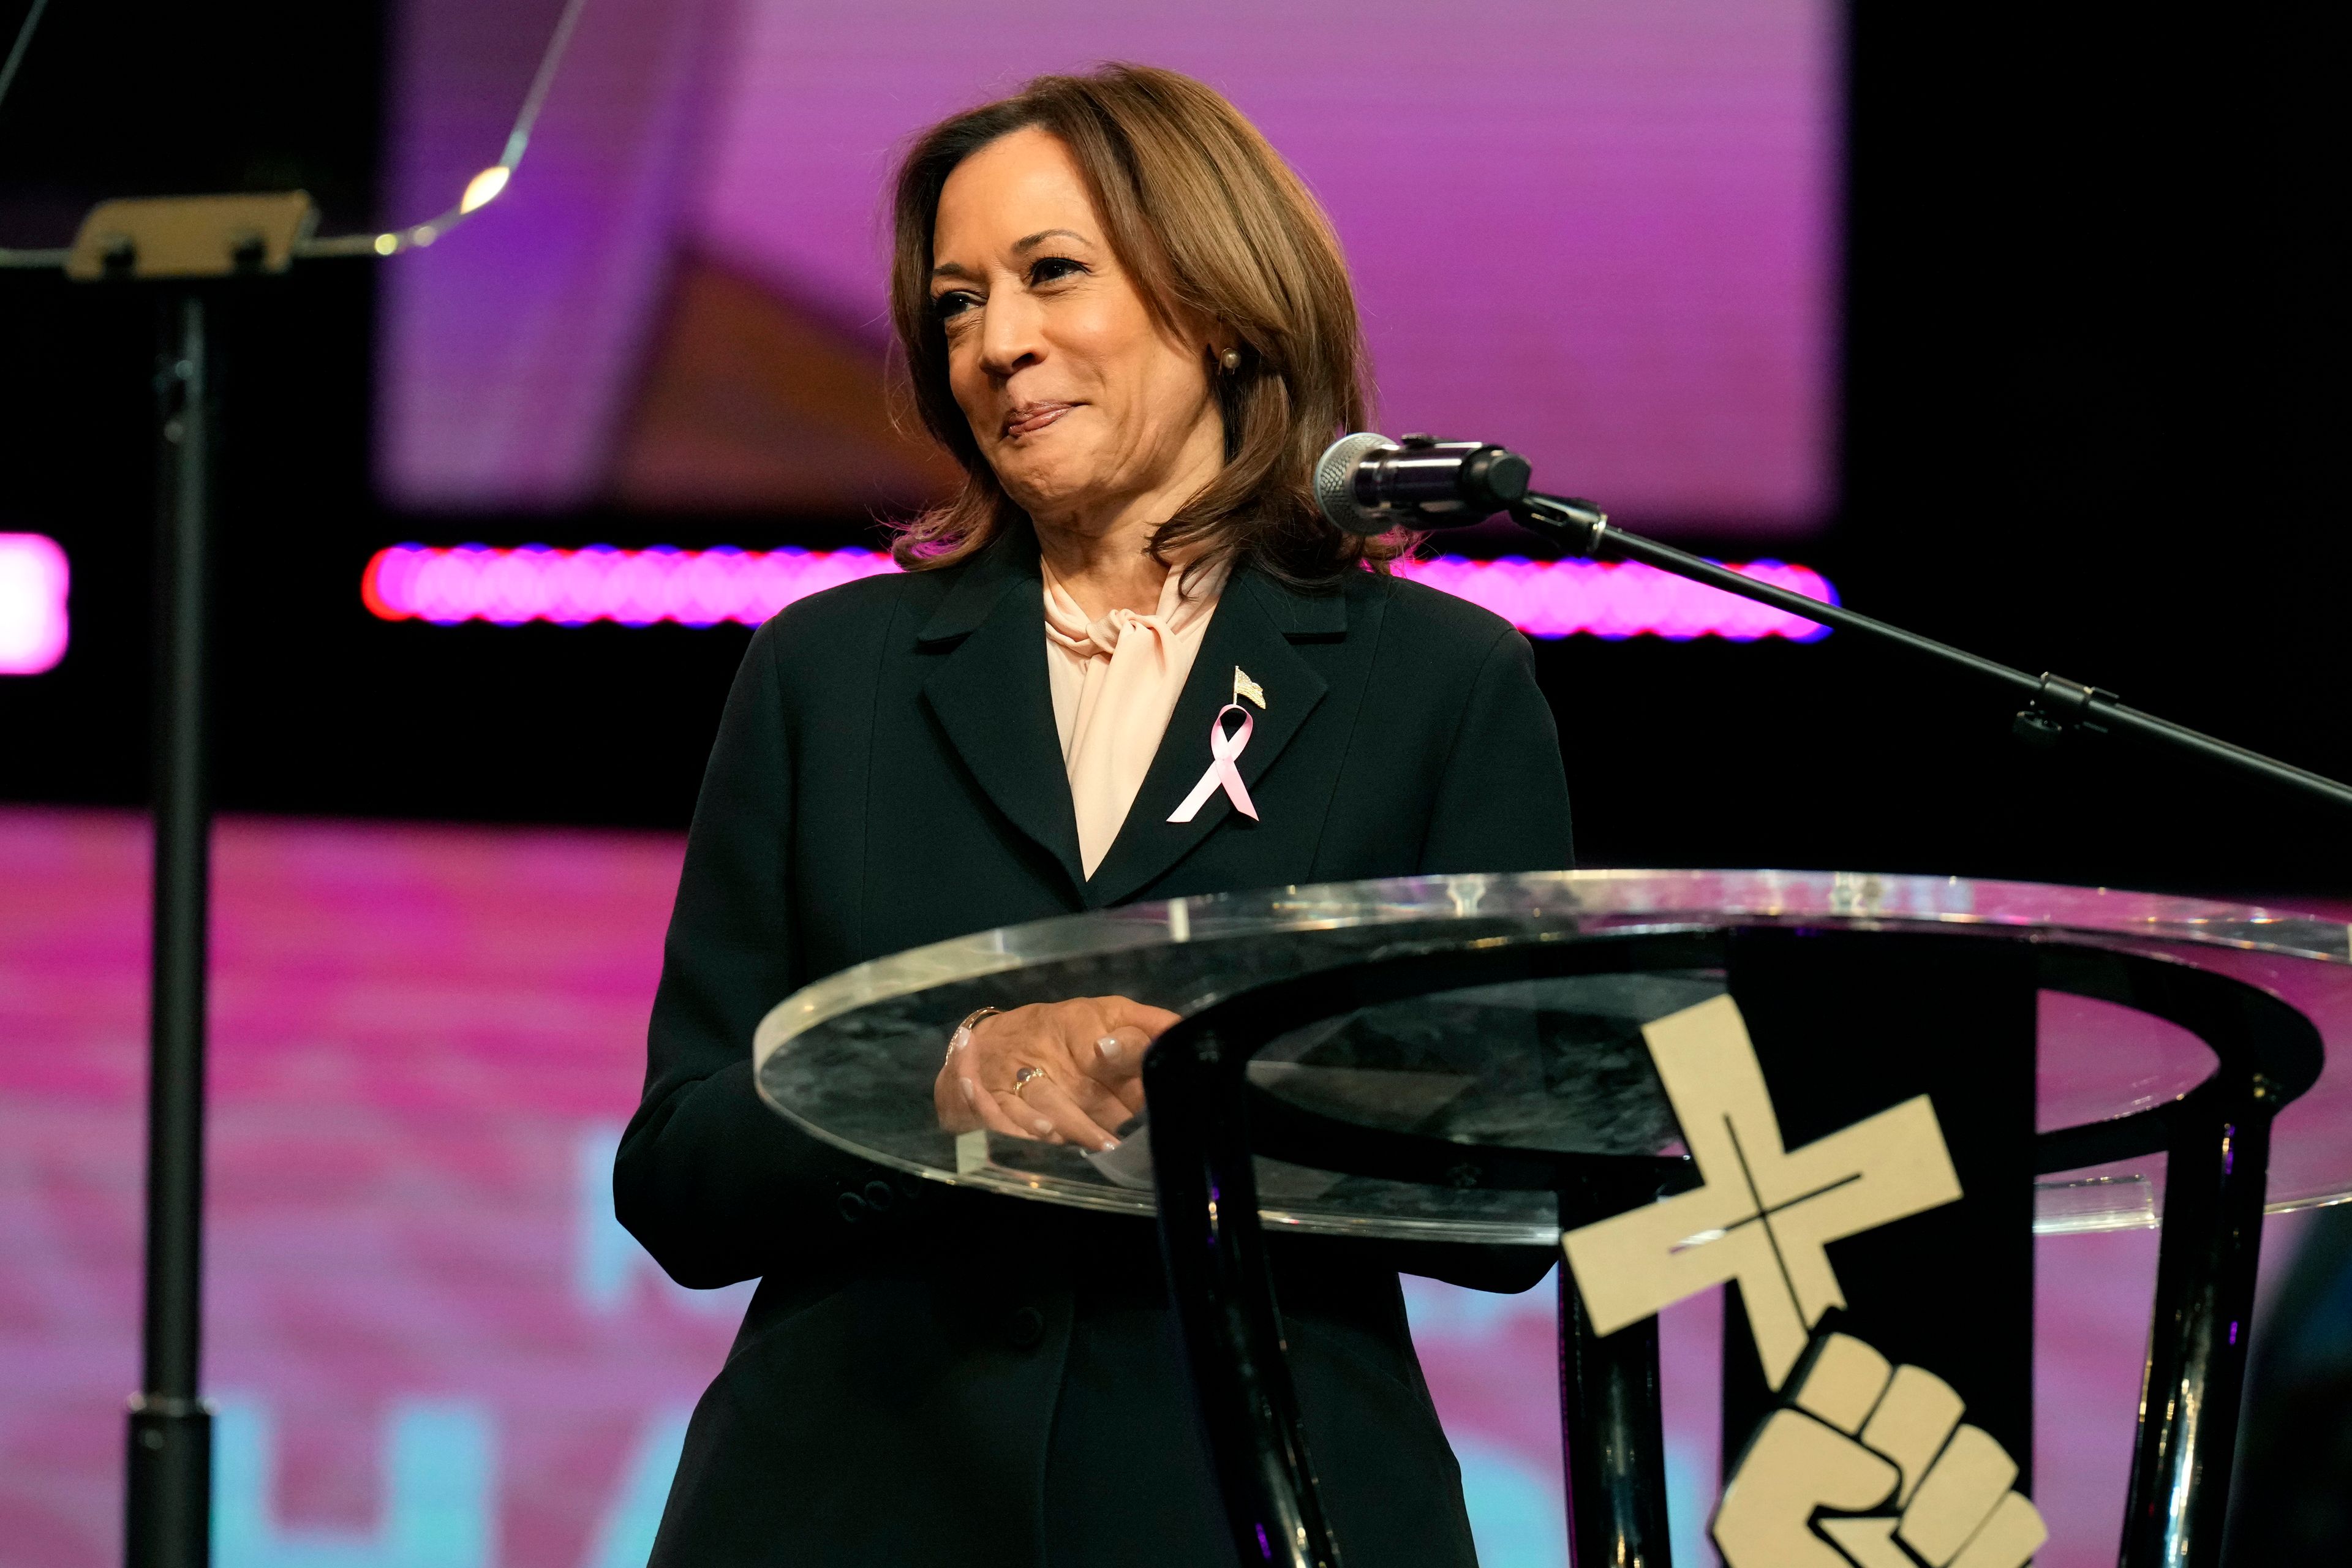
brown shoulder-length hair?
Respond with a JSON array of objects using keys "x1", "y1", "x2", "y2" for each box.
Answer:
[{"x1": 886, "y1": 63, "x2": 1406, "y2": 585}]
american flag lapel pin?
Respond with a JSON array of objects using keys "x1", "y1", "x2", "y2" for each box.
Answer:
[{"x1": 1232, "y1": 666, "x2": 1266, "y2": 709}]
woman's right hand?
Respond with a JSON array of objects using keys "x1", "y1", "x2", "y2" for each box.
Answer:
[{"x1": 933, "y1": 995, "x2": 1179, "y2": 1152}]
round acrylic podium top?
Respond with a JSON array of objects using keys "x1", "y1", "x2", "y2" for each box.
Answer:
[{"x1": 752, "y1": 871, "x2": 2352, "y2": 1245}]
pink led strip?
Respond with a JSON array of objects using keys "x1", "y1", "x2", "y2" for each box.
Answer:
[{"x1": 362, "y1": 543, "x2": 1835, "y2": 642}]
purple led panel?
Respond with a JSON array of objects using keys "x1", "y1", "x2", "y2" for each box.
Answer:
[
  {"x1": 379, "y1": 0, "x2": 723, "y2": 508},
  {"x1": 698, "y1": 0, "x2": 1837, "y2": 531},
  {"x1": 382, "y1": 1, "x2": 1838, "y2": 533}
]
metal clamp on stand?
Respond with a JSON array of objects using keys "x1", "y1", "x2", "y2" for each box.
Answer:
[
  {"x1": 125, "y1": 1395, "x2": 213, "y2": 1566},
  {"x1": 2013, "y1": 673, "x2": 2120, "y2": 748},
  {"x1": 66, "y1": 193, "x2": 318, "y2": 281},
  {"x1": 1510, "y1": 491, "x2": 1613, "y2": 557}
]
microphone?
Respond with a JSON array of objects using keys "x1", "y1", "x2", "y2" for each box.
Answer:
[{"x1": 1313, "y1": 431, "x2": 1534, "y2": 534}]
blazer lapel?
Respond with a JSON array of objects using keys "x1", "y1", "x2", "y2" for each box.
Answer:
[
  {"x1": 918, "y1": 532, "x2": 1087, "y2": 891},
  {"x1": 1084, "y1": 566, "x2": 1341, "y2": 907}
]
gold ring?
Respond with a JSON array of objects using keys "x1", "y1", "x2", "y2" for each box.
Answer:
[{"x1": 1012, "y1": 1065, "x2": 1047, "y2": 1098}]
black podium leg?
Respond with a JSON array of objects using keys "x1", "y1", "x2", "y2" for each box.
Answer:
[
  {"x1": 1559, "y1": 1276, "x2": 1672, "y2": 1568},
  {"x1": 1558, "y1": 1170, "x2": 1673, "y2": 1568},
  {"x1": 1147, "y1": 1026, "x2": 1341, "y2": 1568},
  {"x1": 2120, "y1": 1082, "x2": 2280, "y2": 1568}
]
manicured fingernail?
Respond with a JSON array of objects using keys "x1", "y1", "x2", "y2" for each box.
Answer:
[
  {"x1": 1096, "y1": 1035, "x2": 1121, "y2": 1058},
  {"x1": 1101, "y1": 1138, "x2": 1120, "y2": 1152},
  {"x1": 959, "y1": 1077, "x2": 978, "y2": 1106},
  {"x1": 1032, "y1": 1117, "x2": 1054, "y2": 1134},
  {"x1": 1047, "y1": 1133, "x2": 1066, "y2": 1145}
]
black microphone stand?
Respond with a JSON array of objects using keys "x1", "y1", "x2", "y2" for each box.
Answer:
[{"x1": 1509, "y1": 492, "x2": 2352, "y2": 813}]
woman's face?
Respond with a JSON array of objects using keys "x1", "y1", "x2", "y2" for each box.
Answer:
[{"x1": 929, "y1": 127, "x2": 1224, "y2": 531}]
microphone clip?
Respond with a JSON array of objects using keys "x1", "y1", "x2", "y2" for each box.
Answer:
[{"x1": 1509, "y1": 492, "x2": 1613, "y2": 557}]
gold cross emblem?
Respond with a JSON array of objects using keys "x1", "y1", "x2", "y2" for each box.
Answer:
[{"x1": 1562, "y1": 995, "x2": 1963, "y2": 1388}]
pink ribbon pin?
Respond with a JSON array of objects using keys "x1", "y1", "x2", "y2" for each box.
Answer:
[{"x1": 1167, "y1": 703, "x2": 1259, "y2": 823}]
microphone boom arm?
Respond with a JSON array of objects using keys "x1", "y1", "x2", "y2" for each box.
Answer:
[{"x1": 1509, "y1": 491, "x2": 2352, "y2": 813}]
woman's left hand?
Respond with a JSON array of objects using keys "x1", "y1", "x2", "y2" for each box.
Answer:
[{"x1": 935, "y1": 995, "x2": 1178, "y2": 1149}]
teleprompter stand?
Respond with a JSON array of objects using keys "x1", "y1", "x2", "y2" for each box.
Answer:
[
  {"x1": 39, "y1": 191, "x2": 336, "y2": 1568},
  {"x1": 0, "y1": 6, "x2": 592, "y2": 1557}
]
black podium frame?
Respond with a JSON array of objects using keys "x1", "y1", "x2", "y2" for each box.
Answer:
[{"x1": 1142, "y1": 924, "x2": 2322, "y2": 1568}]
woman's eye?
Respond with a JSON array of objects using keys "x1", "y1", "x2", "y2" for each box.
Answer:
[
  {"x1": 1028, "y1": 256, "x2": 1087, "y2": 287},
  {"x1": 930, "y1": 290, "x2": 978, "y2": 323}
]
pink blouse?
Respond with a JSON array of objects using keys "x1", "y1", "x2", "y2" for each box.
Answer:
[{"x1": 1042, "y1": 556, "x2": 1230, "y2": 878}]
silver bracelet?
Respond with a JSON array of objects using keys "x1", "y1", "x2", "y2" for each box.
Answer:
[{"x1": 945, "y1": 1006, "x2": 1001, "y2": 1065}]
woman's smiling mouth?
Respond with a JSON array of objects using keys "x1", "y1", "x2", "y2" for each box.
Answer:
[{"x1": 1002, "y1": 402, "x2": 1077, "y2": 439}]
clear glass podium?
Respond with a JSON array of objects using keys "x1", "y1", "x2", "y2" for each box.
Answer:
[{"x1": 755, "y1": 872, "x2": 2350, "y2": 1568}]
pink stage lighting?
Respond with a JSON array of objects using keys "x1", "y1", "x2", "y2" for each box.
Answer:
[
  {"x1": 362, "y1": 543, "x2": 1836, "y2": 643},
  {"x1": 1393, "y1": 554, "x2": 1834, "y2": 641},
  {"x1": 0, "y1": 533, "x2": 70, "y2": 675}
]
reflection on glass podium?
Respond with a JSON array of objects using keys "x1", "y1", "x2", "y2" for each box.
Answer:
[{"x1": 758, "y1": 869, "x2": 2351, "y2": 1568}]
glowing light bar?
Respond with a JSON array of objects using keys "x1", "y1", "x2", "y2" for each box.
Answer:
[
  {"x1": 1392, "y1": 554, "x2": 1833, "y2": 641},
  {"x1": 0, "y1": 533, "x2": 70, "y2": 675},
  {"x1": 361, "y1": 543, "x2": 1834, "y2": 642},
  {"x1": 361, "y1": 543, "x2": 899, "y2": 628}
]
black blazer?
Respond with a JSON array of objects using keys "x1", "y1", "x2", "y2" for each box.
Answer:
[{"x1": 620, "y1": 524, "x2": 1575, "y2": 1567}]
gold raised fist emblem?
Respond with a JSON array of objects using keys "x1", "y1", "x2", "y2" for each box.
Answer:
[{"x1": 1713, "y1": 1332, "x2": 2048, "y2": 1568}]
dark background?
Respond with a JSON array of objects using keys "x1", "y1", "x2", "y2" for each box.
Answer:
[{"x1": 1, "y1": 4, "x2": 2344, "y2": 898}]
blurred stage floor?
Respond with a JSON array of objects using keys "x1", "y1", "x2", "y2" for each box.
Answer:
[{"x1": 0, "y1": 809, "x2": 2321, "y2": 1566}]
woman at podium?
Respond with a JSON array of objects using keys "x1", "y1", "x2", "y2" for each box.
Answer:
[{"x1": 618, "y1": 64, "x2": 1574, "y2": 1567}]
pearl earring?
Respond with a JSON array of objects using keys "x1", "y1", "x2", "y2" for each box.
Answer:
[{"x1": 1218, "y1": 347, "x2": 1243, "y2": 372}]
